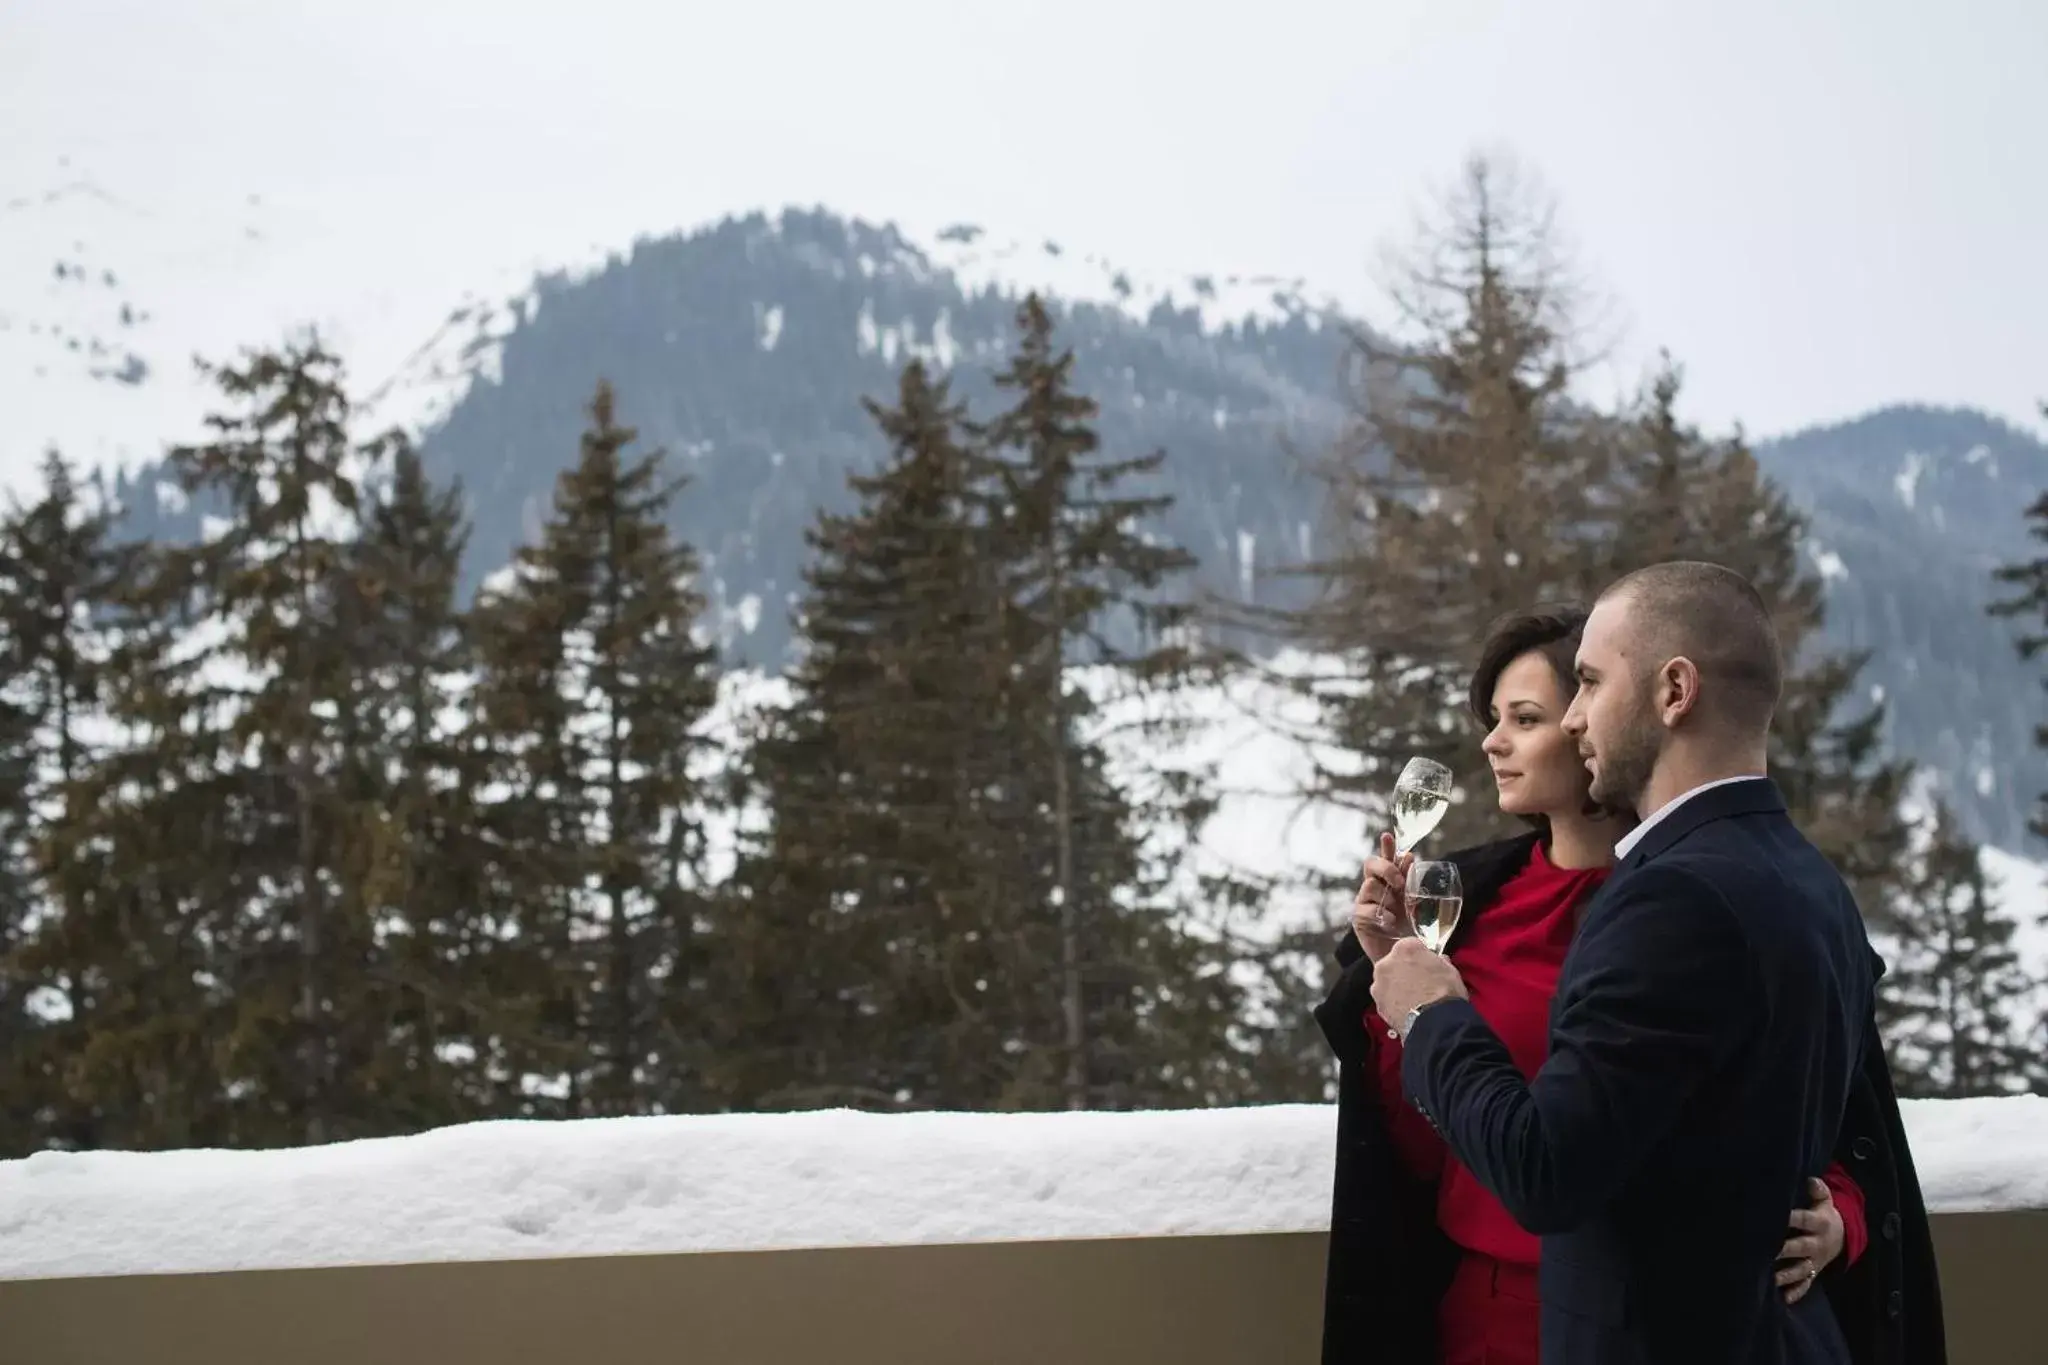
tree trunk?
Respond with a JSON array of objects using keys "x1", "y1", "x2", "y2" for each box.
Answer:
[
  {"x1": 290, "y1": 488, "x2": 329, "y2": 1147},
  {"x1": 1047, "y1": 530, "x2": 1084, "y2": 1111},
  {"x1": 602, "y1": 482, "x2": 634, "y2": 1115}
]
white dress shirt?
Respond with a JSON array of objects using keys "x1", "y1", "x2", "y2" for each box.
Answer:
[{"x1": 1613, "y1": 774, "x2": 1769, "y2": 861}]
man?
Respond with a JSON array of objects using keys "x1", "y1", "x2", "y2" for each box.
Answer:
[{"x1": 1372, "y1": 562, "x2": 1876, "y2": 1364}]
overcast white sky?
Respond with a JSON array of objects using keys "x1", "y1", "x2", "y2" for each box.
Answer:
[{"x1": 4, "y1": 0, "x2": 2044, "y2": 443}]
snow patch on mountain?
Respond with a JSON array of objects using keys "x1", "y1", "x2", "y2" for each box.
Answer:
[
  {"x1": 0, "y1": 166, "x2": 605, "y2": 486},
  {"x1": 1806, "y1": 538, "x2": 1849, "y2": 582},
  {"x1": 919, "y1": 221, "x2": 1341, "y2": 338},
  {"x1": 1895, "y1": 450, "x2": 1928, "y2": 511},
  {"x1": 756, "y1": 303, "x2": 784, "y2": 352}
]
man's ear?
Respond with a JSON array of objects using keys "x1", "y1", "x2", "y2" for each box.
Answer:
[{"x1": 1659, "y1": 657, "x2": 1702, "y2": 728}]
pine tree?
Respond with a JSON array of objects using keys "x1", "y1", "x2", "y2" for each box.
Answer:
[
  {"x1": 328, "y1": 435, "x2": 518, "y2": 1127},
  {"x1": 28, "y1": 640, "x2": 232, "y2": 1151},
  {"x1": 1989, "y1": 400, "x2": 2048, "y2": 841},
  {"x1": 1877, "y1": 799, "x2": 2039, "y2": 1097},
  {"x1": 8, "y1": 455, "x2": 229, "y2": 1150},
  {"x1": 470, "y1": 380, "x2": 721, "y2": 1118},
  {"x1": 0, "y1": 454, "x2": 136, "y2": 804},
  {"x1": 150, "y1": 340, "x2": 389, "y2": 1146},
  {"x1": 978, "y1": 295, "x2": 1243, "y2": 1110},
  {"x1": 0, "y1": 453, "x2": 169, "y2": 1153},
  {"x1": 726, "y1": 361, "x2": 1021, "y2": 1110},
  {"x1": 1258, "y1": 154, "x2": 1610, "y2": 855},
  {"x1": 0, "y1": 595, "x2": 41, "y2": 1157},
  {"x1": 1268, "y1": 160, "x2": 1908, "y2": 901}
]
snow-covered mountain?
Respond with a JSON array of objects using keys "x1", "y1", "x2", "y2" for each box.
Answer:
[
  {"x1": 0, "y1": 174, "x2": 1340, "y2": 483},
  {"x1": 7, "y1": 174, "x2": 2048, "y2": 858}
]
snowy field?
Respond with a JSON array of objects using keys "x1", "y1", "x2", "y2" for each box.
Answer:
[{"x1": 0, "y1": 1096, "x2": 2041, "y2": 1283}]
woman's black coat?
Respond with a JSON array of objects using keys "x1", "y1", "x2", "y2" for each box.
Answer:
[{"x1": 1313, "y1": 832, "x2": 1946, "y2": 1365}]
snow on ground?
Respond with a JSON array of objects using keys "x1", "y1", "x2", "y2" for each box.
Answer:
[
  {"x1": 705, "y1": 659, "x2": 2048, "y2": 958},
  {"x1": 1, "y1": 1096, "x2": 2041, "y2": 1283},
  {"x1": 1982, "y1": 844, "x2": 2048, "y2": 977},
  {"x1": 693, "y1": 654, "x2": 1372, "y2": 948},
  {"x1": 1896, "y1": 772, "x2": 2048, "y2": 1005}
]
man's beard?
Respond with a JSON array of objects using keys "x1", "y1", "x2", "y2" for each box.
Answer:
[{"x1": 1587, "y1": 700, "x2": 1661, "y2": 816}]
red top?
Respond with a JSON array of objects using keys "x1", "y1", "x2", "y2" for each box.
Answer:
[{"x1": 1365, "y1": 840, "x2": 1867, "y2": 1269}]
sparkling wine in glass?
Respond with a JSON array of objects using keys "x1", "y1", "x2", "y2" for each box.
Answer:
[
  {"x1": 1406, "y1": 859, "x2": 1464, "y2": 954},
  {"x1": 1391, "y1": 757, "x2": 1453, "y2": 855}
]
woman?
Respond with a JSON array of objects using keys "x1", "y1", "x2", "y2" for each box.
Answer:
[{"x1": 1314, "y1": 606, "x2": 1943, "y2": 1365}]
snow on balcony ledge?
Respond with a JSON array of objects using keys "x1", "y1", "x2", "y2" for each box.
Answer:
[{"x1": 2, "y1": 1097, "x2": 2043, "y2": 1283}]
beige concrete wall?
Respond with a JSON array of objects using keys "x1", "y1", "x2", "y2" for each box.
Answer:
[
  {"x1": 2, "y1": 1212, "x2": 2040, "y2": 1364},
  {"x1": 1930, "y1": 1210, "x2": 2048, "y2": 1365}
]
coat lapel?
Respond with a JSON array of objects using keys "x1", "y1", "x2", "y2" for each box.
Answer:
[
  {"x1": 1616, "y1": 778, "x2": 1786, "y2": 873},
  {"x1": 1577, "y1": 778, "x2": 1788, "y2": 937}
]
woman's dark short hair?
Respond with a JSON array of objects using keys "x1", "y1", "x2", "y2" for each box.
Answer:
[
  {"x1": 1467, "y1": 604, "x2": 1590, "y2": 728},
  {"x1": 1466, "y1": 603, "x2": 1626, "y2": 829}
]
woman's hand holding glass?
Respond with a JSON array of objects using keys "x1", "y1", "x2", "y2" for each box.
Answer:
[{"x1": 1352, "y1": 831, "x2": 1416, "y2": 964}]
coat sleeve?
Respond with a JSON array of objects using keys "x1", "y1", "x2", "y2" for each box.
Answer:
[
  {"x1": 1821, "y1": 1012, "x2": 1949, "y2": 1365},
  {"x1": 1318, "y1": 948, "x2": 1459, "y2": 1365},
  {"x1": 1367, "y1": 1011, "x2": 1448, "y2": 1180},
  {"x1": 1821, "y1": 1161, "x2": 1868, "y2": 1267},
  {"x1": 1399, "y1": 863, "x2": 1758, "y2": 1234},
  {"x1": 1313, "y1": 933, "x2": 1379, "y2": 1069}
]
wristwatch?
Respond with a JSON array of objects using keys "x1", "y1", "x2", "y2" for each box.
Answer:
[{"x1": 1396, "y1": 994, "x2": 1458, "y2": 1042}]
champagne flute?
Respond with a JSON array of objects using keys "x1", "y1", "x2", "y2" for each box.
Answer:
[
  {"x1": 1390, "y1": 757, "x2": 1453, "y2": 855},
  {"x1": 1406, "y1": 859, "x2": 1464, "y2": 954}
]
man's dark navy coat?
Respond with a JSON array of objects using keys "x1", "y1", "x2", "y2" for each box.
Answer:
[{"x1": 1400, "y1": 779, "x2": 1877, "y2": 1364}]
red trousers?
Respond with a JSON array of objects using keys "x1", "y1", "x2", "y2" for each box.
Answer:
[{"x1": 1438, "y1": 1253, "x2": 1542, "y2": 1365}]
